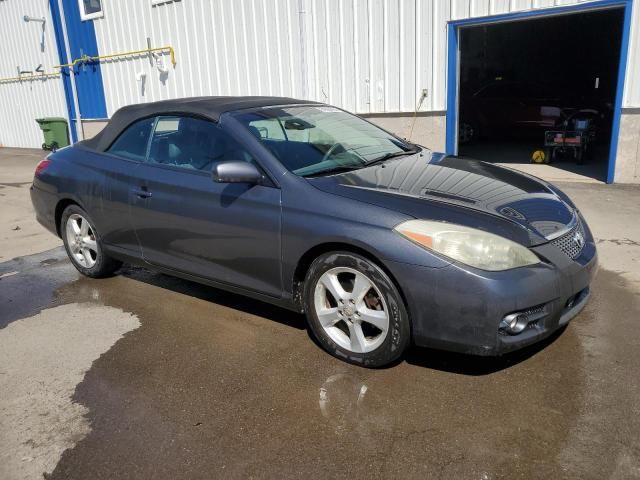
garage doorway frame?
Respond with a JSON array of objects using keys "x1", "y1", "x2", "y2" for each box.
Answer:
[{"x1": 445, "y1": 0, "x2": 633, "y2": 184}]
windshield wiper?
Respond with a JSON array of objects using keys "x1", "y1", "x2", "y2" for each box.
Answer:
[
  {"x1": 366, "y1": 148, "x2": 420, "y2": 166},
  {"x1": 302, "y1": 165, "x2": 363, "y2": 178}
]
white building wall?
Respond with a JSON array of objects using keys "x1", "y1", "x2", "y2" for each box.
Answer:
[
  {"x1": 94, "y1": 0, "x2": 307, "y2": 117},
  {"x1": 0, "y1": 0, "x2": 68, "y2": 148},
  {"x1": 623, "y1": 0, "x2": 640, "y2": 106},
  {"x1": 93, "y1": 0, "x2": 640, "y2": 118},
  {"x1": 0, "y1": 0, "x2": 637, "y2": 148}
]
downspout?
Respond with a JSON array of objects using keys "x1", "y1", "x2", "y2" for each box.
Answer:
[
  {"x1": 56, "y1": 0, "x2": 83, "y2": 141},
  {"x1": 297, "y1": 0, "x2": 307, "y2": 99}
]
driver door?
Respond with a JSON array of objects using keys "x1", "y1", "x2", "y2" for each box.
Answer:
[{"x1": 128, "y1": 115, "x2": 283, "y2": 297}]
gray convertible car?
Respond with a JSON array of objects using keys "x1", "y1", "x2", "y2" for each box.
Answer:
[{"x1": 31, "y1": 97, "x2": 597, "y2": 367}]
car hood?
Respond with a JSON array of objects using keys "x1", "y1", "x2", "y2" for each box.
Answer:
[{"x1": 307, "y1": 151, "x2": 577, "y2": 247}]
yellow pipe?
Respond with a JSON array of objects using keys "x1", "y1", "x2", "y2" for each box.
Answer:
[
  {"x1": 55, "y1": 46, "x2": 176, "y2": 69},
  {"x1": 0, "y1": 72, "x2": 60, "y2": 84}
]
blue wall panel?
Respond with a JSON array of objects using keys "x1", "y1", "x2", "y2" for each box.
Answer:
[
  {"x1": 60, "y1": 0, "x2": 107, "y2": 120},
  {"x1": 48, "y1": 0, "x2": 108, "y2": 143}
]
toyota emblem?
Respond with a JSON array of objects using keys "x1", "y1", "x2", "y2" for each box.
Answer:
[{"x1": 573, "y1": 230, "x2": 585, "y2": 250}]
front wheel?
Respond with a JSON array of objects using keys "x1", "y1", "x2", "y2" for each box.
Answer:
[
  {"x1": 61, "y1": 205, "x2": 122, "y2": 278},
  {"x1": 304, "y1": 252, "x2": 411, "y2": 367}
]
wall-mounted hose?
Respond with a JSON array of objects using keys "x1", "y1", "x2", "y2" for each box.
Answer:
[
  {"x1": 54, "y1": 46, "x2": 176, "y2": 70},
  {"x1": 407, "y1": 89, "x2": 428, "y2": 142}
]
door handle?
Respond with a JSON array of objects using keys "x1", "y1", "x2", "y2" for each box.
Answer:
[{"x1": 131, "y1": 187, "x2": 152, "y2": 199}]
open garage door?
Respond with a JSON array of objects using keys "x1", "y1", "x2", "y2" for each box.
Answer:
[{"x1": 456, "y1": 7, "x2": 625, "y2": 183}]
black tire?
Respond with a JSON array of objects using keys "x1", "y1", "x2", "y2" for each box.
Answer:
[
  {"x1": 458, "y1": 120, "x2": 479, "y2": 145},
  {"x1": 60, "y1": 204, "x2": 122, "y2": 278},
  {"x1": 303, "y1": 251, "x2": 411, "y2": 367},
  {"x1": 545, "y1": 148, "x2": 553, "y2": 164},
  {"x1": 575, "y1": 147, "x2": 584, "y2": 165}
]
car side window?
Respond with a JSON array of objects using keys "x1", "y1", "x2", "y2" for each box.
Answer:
[
  {"x1": 106, "y1": 117, "x2": 155, "y2": 162},
  {"x1": 147, "y1": 116, "x2": 255, "y2": 171}
]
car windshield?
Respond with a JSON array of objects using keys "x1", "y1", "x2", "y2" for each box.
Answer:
[{"x1": 231, "y1": 105, "x2": 419, "y2": 177}]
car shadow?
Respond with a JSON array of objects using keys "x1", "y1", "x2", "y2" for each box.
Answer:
[
  {"x1": 119, "y1": 264, "x2": 306, "y2": 331},
  {"x1": 119, "y1": 264, "x2": 564, "y2": 375},
  {"x1": 404, "y1": 328, "x2": 566, "y2": 375}
]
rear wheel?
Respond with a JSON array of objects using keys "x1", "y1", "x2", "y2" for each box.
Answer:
[
  {"x1": 304, "y1": 252, "x2": 411, "y2": 367},
  {"x1": 61, "y1": 205, "x2": 122, "y2": 278}
]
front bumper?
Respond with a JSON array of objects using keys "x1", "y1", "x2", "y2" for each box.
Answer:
[{"x1": 385, "y1": 227, "x2": 598, "y2": 356}]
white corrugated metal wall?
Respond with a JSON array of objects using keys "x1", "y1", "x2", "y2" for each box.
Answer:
[
  {"x1": 93, "y1": 0, "x2": 640, "y2": 119},
  {"x1": 93, "y1": 0, "x2": 306, "y2": 115},
  {"x1": 0, "y1": 0, "x2": 638, "y2": 147},
  {"x1": 0, "y1": 0, "x2": 67, "y2": 148},
  {"x1": 623, "y1": 0, "x2": 640, "y2": 106}
]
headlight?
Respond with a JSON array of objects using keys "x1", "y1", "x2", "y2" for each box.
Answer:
[{"x1": 394, "y1": 219, "x2": 540, "y2": 271}]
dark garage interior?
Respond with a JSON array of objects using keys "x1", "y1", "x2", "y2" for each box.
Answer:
[{"x1": 457, "y1": 8, "x2": 624, "y2": 182}]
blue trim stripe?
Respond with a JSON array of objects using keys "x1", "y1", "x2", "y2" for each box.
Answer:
[
  {"x1": 607, "y1": 2, "x2": 633, "y2": 183},
  {"x1": 49, "y1": 0, "x2": 78, "y2": 142},
  {"x1": 445, "y1": 24, "x2": 458, "y2": 156},
  {"x1": 449, "y1": 0, "x2": 629, "y2": 27},
  {"x1": 444, "y1": 0, "x2": 633, "y2": 183}
]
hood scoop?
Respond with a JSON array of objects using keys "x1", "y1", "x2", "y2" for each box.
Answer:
[{"x1": 421, "y1": 188, "x2": 478, "y2": 204}]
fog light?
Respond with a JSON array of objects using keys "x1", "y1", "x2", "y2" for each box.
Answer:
[
  {"x1": 500, "y1": 313, "x2": 528, "y2": 335},
  {"x1": 500, "y1": 305, "x2": 548, "y2": 336}
]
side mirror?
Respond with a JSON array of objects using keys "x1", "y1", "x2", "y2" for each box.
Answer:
[{"x1": 212, "y1": 161, "x2": 263, "y2": 184}]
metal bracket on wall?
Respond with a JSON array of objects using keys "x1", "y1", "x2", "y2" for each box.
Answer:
[
  {"x1": 0, "y1": 73, "x2": 60, "y2": 84},
  {"x1": 147, "y1": 38, "x2": 154, "y2": 66},
  {"x1": 54, "y1": 45, "x2": 177, "y2": 70},
  {"x1": 0, "y1": 65, "x2": 60, "y2": 84}
]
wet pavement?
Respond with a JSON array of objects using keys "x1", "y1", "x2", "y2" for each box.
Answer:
[
  {"x1": 2, "y1": 149, "x2": 640, "y2": 479},
  {"x1": 1, "y1": 246, "x2": 639, "y2": 479}
]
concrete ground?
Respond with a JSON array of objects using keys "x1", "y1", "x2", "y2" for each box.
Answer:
[
  {"x1": 0, "y1": 148, "x2": 62, "y2": 260},
  {"x1": 460, "y1": 140, "x2": 610, "y2": 184},
  {"x1": 1, "y1": 148, "x2": 639, "y2": 479}
]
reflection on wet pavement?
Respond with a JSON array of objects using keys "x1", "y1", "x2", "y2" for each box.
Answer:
[{"x1": 1, "y1": 248, "x2": 639, "y2": 479}]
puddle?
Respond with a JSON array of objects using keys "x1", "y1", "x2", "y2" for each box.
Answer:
[{"x1": 1, "y1": 249, "x2": 638, "y2": 479}]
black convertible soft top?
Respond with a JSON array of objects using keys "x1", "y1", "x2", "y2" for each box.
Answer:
[{"x1": 81, "y1": 96, "x2": 320, "y2": 152}]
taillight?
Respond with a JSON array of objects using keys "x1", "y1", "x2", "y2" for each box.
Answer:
[{"x1": 34, "y1": 159, "x2": 51, "y2": 177}]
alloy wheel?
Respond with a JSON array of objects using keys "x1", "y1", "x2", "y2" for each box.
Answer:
[
  {"x1": 65, "y1": 213, "x2": 99, "y2": 268},
  {"x1": 313, "y1": 267, "x2": 389, "y2": 353}
]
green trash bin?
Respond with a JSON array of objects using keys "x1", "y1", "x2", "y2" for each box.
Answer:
[{"x1": 36, "y1": 117, "x2": 70, "y2": 151}]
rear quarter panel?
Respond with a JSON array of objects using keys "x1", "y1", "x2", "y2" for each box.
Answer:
[{"x1": 44, "y1": 146, "x2": 140, "y2": 253}]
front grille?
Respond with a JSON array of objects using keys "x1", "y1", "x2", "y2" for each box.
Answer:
[
  {"x1": 551, "y1": 218, "x2": 586, "y2": 259},
  {"x1": 526, "y1": 320, "x2": 540, "y2": 330},
  {"x1": 521, "y1": 305, "x2": 546, "y2": 317}
]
